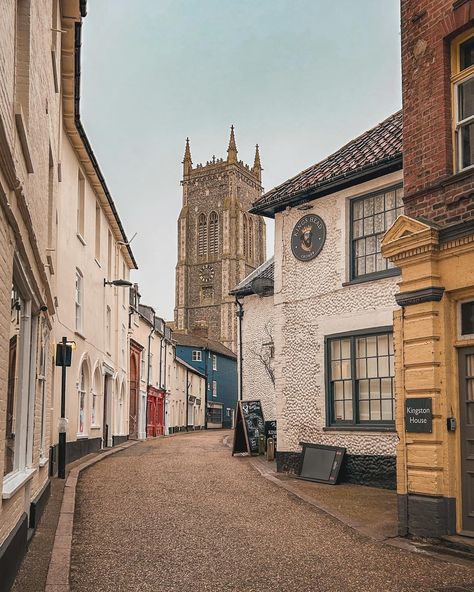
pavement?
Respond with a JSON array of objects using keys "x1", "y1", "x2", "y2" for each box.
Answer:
[{"x1": 66, "y1": 430, "x2": 474, "y2": 592}]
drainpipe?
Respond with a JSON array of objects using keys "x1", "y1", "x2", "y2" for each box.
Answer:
[
  {"x1": 235, "y1": 297, "x2": 244, "y2": 401},
  {"x1": 159, "y1": 334, "x2": 163, "y2": 388},
  {"x1": 185, "y1": 368, "x2": 189, "y2": 431},
  {"x1": 145, "y1": 325, "x2": 154, "y2": 438}
]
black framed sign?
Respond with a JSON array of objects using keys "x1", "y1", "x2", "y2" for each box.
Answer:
[
  {"x1": 291, "y1": 215, "x2": 326, "y2": 261},
  {"x1": 297, "y1": 443, "x2": 346, "y2": 485},
  {"x1": 405, "y1": 397, "x2": 432, "y2": 433},
  {"x1": 232, "y1": 400, "x2": 265, "y2": 456}
]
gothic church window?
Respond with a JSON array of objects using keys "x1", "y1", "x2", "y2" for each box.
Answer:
[
  {"x1": 249, "y1": 217, "x2": 254, "y2": 260},
  {"x1": 243, "y1": 214, "x2": 248, "y2": 257},
  {"x1": 209, "y1": 211, "x2": 219, "y2": 256},
  {"x1": 198, "y1": 213, "x2": 207, "y2": 258}
]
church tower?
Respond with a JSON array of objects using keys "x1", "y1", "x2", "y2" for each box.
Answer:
[{"x1": 174, "y1": 127, "x2": 266, "y2": 352}]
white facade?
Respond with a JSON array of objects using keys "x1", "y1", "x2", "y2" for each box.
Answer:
[
  {"x1": 240, "y1": 292, "x2": 276, "y2": 421},
  {"x1": 272, "y1": 171, "x2": 403, "y2": 457},
  {"x1": 169, "y1": 358, "x2": 205, "y2": 432},
  {"x1": 53, "y1": 129, "x2": 135, "y2": 453}
]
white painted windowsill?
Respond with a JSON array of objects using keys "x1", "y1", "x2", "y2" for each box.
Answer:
[
  {"x1": 39, "y1": 456, "x2": 49, "y2": 468},
  {"x1": 2, "y1": 468, "x2": 36, "y2": 499}
]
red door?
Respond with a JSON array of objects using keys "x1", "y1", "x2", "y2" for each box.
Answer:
[{"x1": 147, "y1": 387, "x2": 165, "y2": 437}]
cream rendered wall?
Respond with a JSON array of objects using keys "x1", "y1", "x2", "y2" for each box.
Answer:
[
  {"x1": 0, "y1": 0, "x2": 60, "y2": 550},
  {"x1": 53, "y1": 130, "x2": 131, "y2": 448},
  {"x1": 169, "y1": 360, "x2": 187, "y2": 430},
  {"x1": 241, "y1": 293, "x2": 276, "y2": 421},
  {"x1": 188, "y1": 370, "x2": 205, "y2": 428},
  {"x1": 273, "y1": 171, "x2": 402, "y2": 456}
]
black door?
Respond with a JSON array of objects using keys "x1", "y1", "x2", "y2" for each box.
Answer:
[{"x1": 459, "y1": 347, "x2": 474, "y2": 534}]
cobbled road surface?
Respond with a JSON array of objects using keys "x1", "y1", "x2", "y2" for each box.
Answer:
[{"x1": 70, "y1": 430, "x2": 474, "y2": 592}]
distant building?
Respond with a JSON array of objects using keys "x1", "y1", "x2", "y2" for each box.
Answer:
[
  {"x1": 231, "y1": 258, "x2": 276, "y2": 422},
  {"x1": 251, "y1": 112, "x2": 403, "y2": 487},
  {"x1": 174, "y1": 333, "x2": 238, "y2": 428},
  {"x1": 169, "y1": 357, "x2": 206, "y2": 433},
  {"x1": 174, "y1": 127, "x2": 266, "y2": 352}
]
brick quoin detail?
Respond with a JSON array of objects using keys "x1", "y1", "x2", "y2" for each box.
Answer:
[{"x1": 401, "y1": 0, "x2": 474, "y2": 227}]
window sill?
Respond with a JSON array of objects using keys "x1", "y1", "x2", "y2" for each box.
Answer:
[
  {"x1": 74, "y1": 331, "x2": 86, "y2": 341},
  {"x1": 39, "y1": 456, "x2": 49, "y2": 468},
  {"x1": 76, "y1": 435, "x2": 89, "y2": 439},
  {"x1": 90, "y1": 425, "x2": 101, "y2": 430},
  {"x1": 2, "y1": 468, "x2": 36, "y2": 499},
  {"x1": 323, "y1": 425, "x2": 396, "y2": 433},
  {"x1": 76, "y1": 233, "x2": 86, "y2": 246},
  {"x1": 342, "y1": 268, "x2": 401, "y2": 287}
]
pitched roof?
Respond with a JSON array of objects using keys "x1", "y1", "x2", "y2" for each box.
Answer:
[
  {"x1": 230, "y1": 257, "x2": 274, "y2": 297},
  {"x1": 175, "y1": 356, "x2": 206, "y2": 378},
  {"x1": 173, "y1": 333, "x2": 237, "y2": 360},
  {"x1": 251, "y1": 111, "x2": 402, "y2": 218}
]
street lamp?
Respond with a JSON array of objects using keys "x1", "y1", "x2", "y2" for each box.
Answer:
[{"x1": 104, "y1": 279, "x2": 133, "y2": 287}]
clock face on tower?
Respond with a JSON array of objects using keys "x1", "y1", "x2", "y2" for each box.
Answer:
[{"x1": 199, "y1": 264, "x2": 215, "y2": 283}]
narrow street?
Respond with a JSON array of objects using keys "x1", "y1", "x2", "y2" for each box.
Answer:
[{"x1": 70, "y1": 431, "x2": 473, "y2": 592}]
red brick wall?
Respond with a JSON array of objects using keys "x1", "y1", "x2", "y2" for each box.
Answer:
[{"x1": 401, "y1": 0, "x2": 474, "y2": 226}]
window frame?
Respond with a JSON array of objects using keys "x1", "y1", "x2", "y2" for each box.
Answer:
[
  {"x1": 325, "y1": 326, "x2": 395, "y2": 431},
  {"x1": 452, "y1": 29, "x2": 474, "y2": 173},
  {"x1": 349, "y1": 185, "x2": 403, "y2": 282},
  {"x1": 212, "y1": 354, "x2": 217, "y2": 371},
  {"x1": 192, "y1": 350, "x2": 202, "y2": 362}
]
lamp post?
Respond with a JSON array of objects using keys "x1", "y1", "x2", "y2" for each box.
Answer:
[{"x1": 55, "y1": 337, "x2": 74, "y2": 479}]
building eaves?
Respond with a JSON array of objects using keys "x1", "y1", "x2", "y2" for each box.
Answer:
[
  {"x1": 175, "y1": 356, "x2": 206, "y2": 378},
  {"x1": 250, "y1": 111, "x2": 402, "y2": 218},
  {"x1": 230, "y1": 257, "x2": 274, "y2": 297},
  {"x1": 173, "y1": 333, "x2": 237, "y2": 360}
]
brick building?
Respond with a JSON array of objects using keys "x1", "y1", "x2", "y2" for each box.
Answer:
[
  {"x1": 382, "y1": 0, "x2": 474, "y2": 537},
  {"x1": 174, "y1": 129, "x2": 266, "y2": 352}
]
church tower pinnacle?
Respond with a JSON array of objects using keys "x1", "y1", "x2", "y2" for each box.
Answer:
[
  {"x1": 183, "y1": 137, "x2": 192, "y2": 176},
  {"x1": 227, "y1": 125, "x2": 238, "y2": 164},
  {"x1": 252, "y1": 144, "x2": 262, "y2": 182}
]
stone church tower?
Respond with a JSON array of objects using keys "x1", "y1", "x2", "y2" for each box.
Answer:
[{"x1": 174, "y1": 126, "x2": 266, "y2": 352}]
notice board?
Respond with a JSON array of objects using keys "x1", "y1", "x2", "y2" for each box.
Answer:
[
  {"x1": 232, "y1": 400, "x2": 265, "y2": 456},
  {"x1": 297, "y1": 443, "x2": 346, "y2": 485}
]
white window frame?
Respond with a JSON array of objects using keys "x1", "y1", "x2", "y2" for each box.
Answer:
[
  {"x1": 192, "y1": 350, "x2": 202, "y2": 362},
  {"x1": 212, "y1": 354, "x2": 217, "y2": 371},
  {"x1": 454, "y1": 71, "x2": 474, "y2": 172},
  {"x1": 212, "y1": 380, "x2": 217, "y2": 397},
  {"x1": 77, "y1": 362, "x2": 88, "y2": 437}
]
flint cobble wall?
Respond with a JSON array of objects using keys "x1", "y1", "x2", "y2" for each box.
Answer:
[
  {"x1": 273, "y1": 172, "x2": 402, "y2": 457},
  {"x1": 241, "y1": 293, "x2": 276, "y2": 420}
]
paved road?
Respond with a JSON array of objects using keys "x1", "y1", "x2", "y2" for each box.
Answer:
[{"x1": 70, "y1": 431, "x2": 473, "y2": 592}]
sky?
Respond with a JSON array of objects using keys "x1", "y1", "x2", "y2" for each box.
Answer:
[{"x1": 81, "y1": 0, "x2": 401, "y2": 320}]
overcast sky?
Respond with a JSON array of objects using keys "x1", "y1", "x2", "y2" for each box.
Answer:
[{"x1": 81, "y1": 0, "x2": 401, "y2": 320}]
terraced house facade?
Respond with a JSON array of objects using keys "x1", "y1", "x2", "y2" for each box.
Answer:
[{"x1": 251, "y1": 112, "x2": 404, "y2": 488}]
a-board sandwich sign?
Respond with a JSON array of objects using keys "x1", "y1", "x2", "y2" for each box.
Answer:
[
  {"x1": 405, "y1": 397, "x2": 432, "y2": 433},
  {"x1": 232, "y1": 400, "x2": 265, "y2": 456}
]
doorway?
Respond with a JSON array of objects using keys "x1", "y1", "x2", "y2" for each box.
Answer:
[
  {"x1": 459, "y1": 346, "x2": 474, "y2": 534},
  {"x1": 103, "y1": 374, "x2": 112, "y2": 448}
]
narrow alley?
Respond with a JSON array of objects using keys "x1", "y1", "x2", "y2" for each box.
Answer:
[{"x1": 68, "y1": 431, "x2": 473, "y2": 592}]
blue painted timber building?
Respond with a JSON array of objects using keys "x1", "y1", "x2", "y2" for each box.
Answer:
[{"x1": 173, "y1": 333, "x2": 238, "y2": 428}]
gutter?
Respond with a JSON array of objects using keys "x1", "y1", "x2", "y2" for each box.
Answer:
[
  {"x1": 250, "y1": 154, "x2": 403, "y2": 218},
  {"x1": 73, "y1": 22, "x2": 137, "y2": 269}
]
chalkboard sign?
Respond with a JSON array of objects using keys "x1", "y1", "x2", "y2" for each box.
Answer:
[
  {"x1": 265, "y1": 420, "x2": 277, "y2": 449},
  {"x1": 232, "y1": 400, "x2": 265, "y2": 456},
  {"x1": 405, "y1": 397, "x2": 432, "y2": 433},
  {"x1": 297, "y1": 443, "x2": 345, "y2": 485}
]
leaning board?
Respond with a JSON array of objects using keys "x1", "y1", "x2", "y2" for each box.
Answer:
[{"x1": 232, "y1": 400, "x2": 265, "y2": 456}]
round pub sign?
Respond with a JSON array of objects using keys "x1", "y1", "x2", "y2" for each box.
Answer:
[{"x1": 291, "y1": 214, "x2": 326, "y2": 261}]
